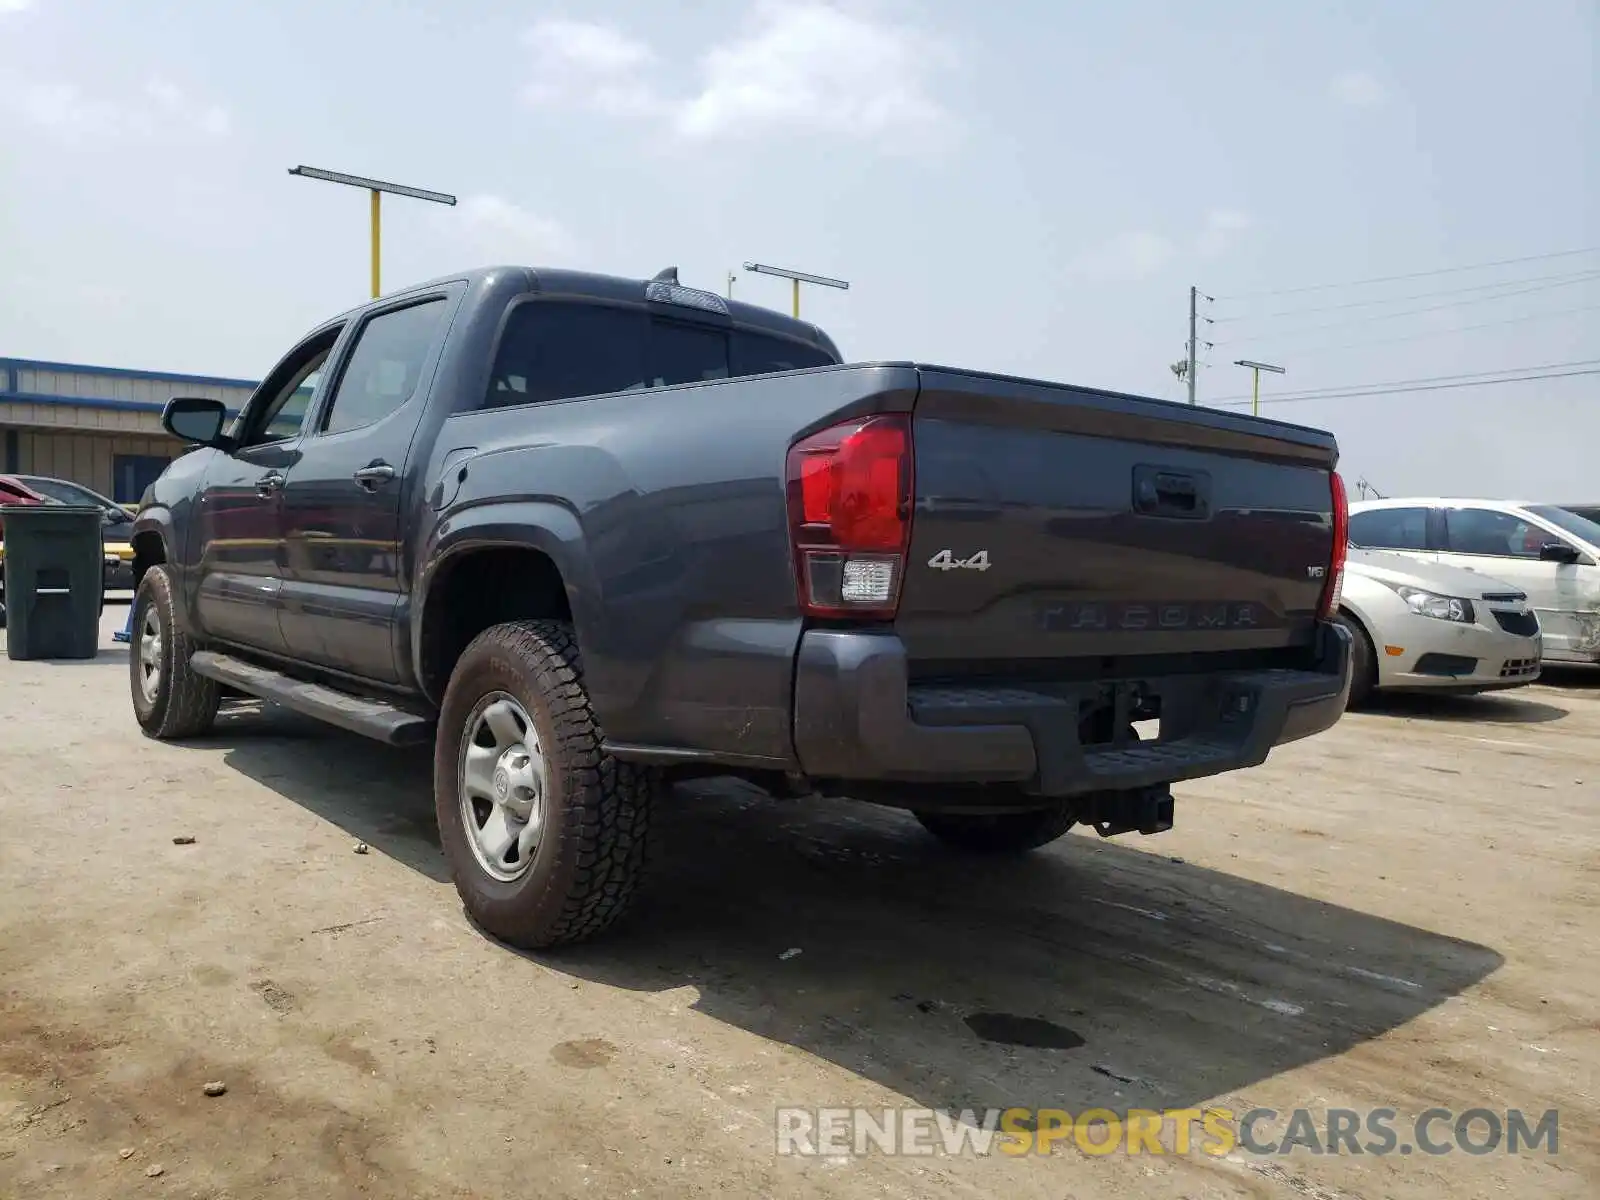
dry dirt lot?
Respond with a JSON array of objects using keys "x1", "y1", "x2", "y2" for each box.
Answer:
[{"x1": 1, "y1": 607, "x2": 1596, "y2": 1199}]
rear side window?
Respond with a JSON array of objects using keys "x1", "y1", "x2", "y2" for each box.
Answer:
[
  {"x1": 1348, "y1": 506, "x2": 1430, "y2": 550},
  {"x1": 487, "y1": 304, "x2": 647, "y2": 407},
  {"x1": 483, "y1": 301, "x2": 835, "y2": 410}
]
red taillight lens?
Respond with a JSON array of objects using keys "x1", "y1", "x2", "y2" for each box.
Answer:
[
  {"x1": 1319, "y1": 470, "x2": 1349, "y2": 620},
  {"x1": 786, "y1": 413, "x2": 913, "y2": 618}
]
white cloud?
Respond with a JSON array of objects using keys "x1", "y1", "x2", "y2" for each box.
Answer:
[
  {"x1": 1331, "y1": 70, "x2": 1389, "y2": 108},
  {"x1": 451, "y1": 194, "x2": 577, "y2": 262},
  {"x1": 1072, "y1": 230, "x2": 1176, "y2": 282},
  {"x1": 144, "y1": 77, "x2": 232, "y2": 136},
  {"x1": 1196, "y1": 208, "x2": 1252, "y2": 258},
  {"x1": 2, "y1": 73, "x2": 230, "y2": 141},
  {"x1": 519, "y1": 2, "x2": 954, "y2": 147},
  {"x1": 673, "y1": 1, "x2": 952, "y2": 142},
  {"x1": 521, "y1": 18, "x2": 662, "y2": 116},
  {"x1": 10, "y1": 82, "x2": 124, "y2": 138},
  {"x1": 0, "y1": 0, "x2": 35, "y2": 15}
]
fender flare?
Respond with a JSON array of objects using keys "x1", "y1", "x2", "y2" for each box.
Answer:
[{"x1": 411, "y1": 499, "x2": 604, "y2": 704}]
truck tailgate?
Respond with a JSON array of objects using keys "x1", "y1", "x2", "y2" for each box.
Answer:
[{"x1": 897, "y1": 368, "x2": 1340, "y2": 669}]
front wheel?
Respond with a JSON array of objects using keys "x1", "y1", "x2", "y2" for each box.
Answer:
[
  {"x1": 130, "y1": 566, "x2": 221, "y2": 739},
  {"x1": 914, "y1": 804, "x2": 1078, "y2": 854},
  {"x1": 434, "y1": 620, "x2": 656, "y2": 950}
]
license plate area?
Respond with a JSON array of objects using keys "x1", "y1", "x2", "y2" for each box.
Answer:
[{"x1": 1081, "y1": 681, "x2": 1163, "y2": 747}]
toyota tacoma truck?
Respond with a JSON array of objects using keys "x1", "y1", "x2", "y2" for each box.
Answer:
[{"x1": 129, "y1": 265, "x2": 1351, "y2": 949}]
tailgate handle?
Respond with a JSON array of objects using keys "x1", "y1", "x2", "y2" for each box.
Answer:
[{"x1": 1133, "y1": 466, "x2": 1210, "y2": 519}]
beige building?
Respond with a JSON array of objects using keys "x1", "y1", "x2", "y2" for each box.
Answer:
[{"x1": 1, "y1": 357, "x2": 257, "y2": 502}]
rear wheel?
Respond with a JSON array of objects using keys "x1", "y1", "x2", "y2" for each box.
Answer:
[
  {"x1": 1338, "y1": 612, "x2": 1377, "y2": 709},
  {"x1": 130, "y1": 566, "x2": 221, "y2": 739},
  {"x1": 914, "y1": 804, "x2": 1077, "y2": 854},
  {"x1": 434, "y1": 620, "x2": 656, "y2": 950}
]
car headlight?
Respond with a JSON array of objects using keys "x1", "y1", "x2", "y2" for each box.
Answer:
[{"x1": 1395, "y1": 585, "x2": 1474, "y2": 623}]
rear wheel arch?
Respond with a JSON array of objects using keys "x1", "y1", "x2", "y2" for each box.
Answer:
[{"x1": 418, "y1": 542, "x2": 576, "y2": 705}]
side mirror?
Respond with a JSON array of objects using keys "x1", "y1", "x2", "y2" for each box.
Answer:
[
  {"x1": 1538, "y1": 541, "x2": 1580, "y2": 564},
  {"x1": 162, "y1": 396, "x2": 230, "y2": 447}
]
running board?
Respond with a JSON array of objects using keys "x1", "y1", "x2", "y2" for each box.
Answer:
[{"x1": 189, "y1": 651, "x2": 435, "y2": 746}]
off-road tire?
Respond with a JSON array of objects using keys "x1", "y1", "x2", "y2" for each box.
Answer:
[
  {"x1": 1337, "y1": 612, "x2": 1376, "y2": 709},
  {"x1": 914, "y1": 804, "x2": 1078, "y2": 854},
  {"x1": 435, "y1": 620, "x2": 655, "y2": 950},
  {"x1": 130, "y1": 565, "x2": 221, "y2": 739}
]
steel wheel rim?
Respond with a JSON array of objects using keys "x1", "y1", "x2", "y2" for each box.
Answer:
[
  {"x1": 138, "y1": 605, "x2": 163, "y2": 703},
  {"x1": 458, "y1": 692, "x2": 548, "y2": 883}
]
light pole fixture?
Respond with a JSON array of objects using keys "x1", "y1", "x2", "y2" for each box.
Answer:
[
  {"x1": 741, "y1": 262, "x2": 849, "y2": 318},
  {"x1": 288, "y1": 165, "x2": 457, "y2": 299},
  {"x1": 1234, "y1": 359, "x2": 1286, "y2": 416}
]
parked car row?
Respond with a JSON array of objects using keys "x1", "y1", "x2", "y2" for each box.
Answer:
[{"x1": 1332, "y1": 496, "x2": 1600, "y2": 706}]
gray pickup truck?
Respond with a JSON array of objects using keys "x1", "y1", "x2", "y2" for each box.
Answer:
[{"x1": 130, "y1": 265, "x2": 1351, "y2": 949}]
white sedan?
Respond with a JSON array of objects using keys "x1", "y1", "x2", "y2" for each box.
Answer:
[
  {"x1": 1336, "y1": 547, "x2": 1542, "y2": 708},
  {"x1": 1349, "y1": 497, "x2": 1600, "y2": 665}
]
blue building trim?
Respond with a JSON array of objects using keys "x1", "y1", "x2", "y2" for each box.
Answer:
[{"x1": 0, "y1": 356, "x2": 259, "y2": 391}]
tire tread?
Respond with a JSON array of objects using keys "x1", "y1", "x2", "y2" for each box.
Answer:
[
  {"x1": 437, "y1": 619, "x2": 654, "y2": 949},
  {"x1": 131, "y1": 566, "x2": 221, "y2": 740}
]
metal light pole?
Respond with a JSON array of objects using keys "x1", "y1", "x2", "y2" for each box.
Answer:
[
  {"x1": 288, "y1": 165, "x2": 457, "y2": 299},
  {"x1": 1234, "y1": 359, "x2": 1286, "y2": 416},
  {"x1": 741, "y1": 262, "x2": 849, "y2": 318}
]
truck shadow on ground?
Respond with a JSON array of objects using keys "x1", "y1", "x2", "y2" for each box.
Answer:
[
  {"x1": 1361, "y1": 691, "x2": 1569, "y2": 724},
  {"x1": 213, "y1": 703, "x2": 1503, "y2": 1118}
]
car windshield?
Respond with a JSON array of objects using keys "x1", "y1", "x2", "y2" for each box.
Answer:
[
  {"x1": 1527, "y1": 505, "x2": 1600, "y2": 548},
  {"x1": 17, "y1": 477, "x2": 129, "y2": 522}
]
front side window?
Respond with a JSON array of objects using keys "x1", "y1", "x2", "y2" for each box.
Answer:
[
  {"x1": 1526, "y1": 505, "x2": 1600, "y2": 550},
  {"x1": 1348, "y1": 506, "x2": 1429, "y2": 550},
  {"x1": 1443, "y1": 507, "x2": 1566, "y2": 559},
  {"x1": 240, "y1": 329, "x2": 343, "y2": 447},
  {"x1": 321, "y1": 299, "x2": 448, "y2": 435}
]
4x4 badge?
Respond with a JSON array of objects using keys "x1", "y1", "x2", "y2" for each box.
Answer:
[{"x1": 928, "y1": 549, "x2": 991, "y2": 572}]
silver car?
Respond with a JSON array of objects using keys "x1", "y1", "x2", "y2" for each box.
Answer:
[{"x1": 1336, "y1": 547, "x2": 1542, "y2": 707}]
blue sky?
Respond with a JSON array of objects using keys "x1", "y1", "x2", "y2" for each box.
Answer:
[{"x1": 1, "y1": 0, "x2": 1595, "y2": 497}]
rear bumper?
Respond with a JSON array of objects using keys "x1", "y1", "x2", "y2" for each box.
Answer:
[{"x1": 792, "y1": 622, "x2": 1351, "y2": 797}]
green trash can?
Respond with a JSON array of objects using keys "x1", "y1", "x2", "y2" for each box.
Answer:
[{"x1": 2, "y1": 504, "x2": 105, "y2": 661}]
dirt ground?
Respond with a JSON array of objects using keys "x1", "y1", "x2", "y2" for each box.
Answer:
[{"x1": 1, "y1": 607, "x2": 1595, "y2": 1199}]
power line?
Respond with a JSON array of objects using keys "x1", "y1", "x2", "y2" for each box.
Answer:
[
  {"x1": 1213, "y1": 367, "x2": 1600, "y2": 409},
  {"x1": 1212, "y1": 268, "x2": 1600, "y2": 323},
  {"x1": 1235, "y1": 301, "x2": 1600, "y2": 359},
  {"x1": 1215, "y1": 246, "x2": 1600, "y2": 301},
  {"x1": 1206, "y1": 358, "x2": 1600, "y2": 405},
  {"x1": 1212, "y1": 272, "x2": 1600, "y2": 345}
]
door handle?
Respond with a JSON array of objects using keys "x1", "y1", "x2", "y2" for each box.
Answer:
[
  {"x1": 353, "y1": 462, "x2": 396, "y2": 492},
  {"x1": 256, "y1": 472, "x2": 285, "y2": 498}
]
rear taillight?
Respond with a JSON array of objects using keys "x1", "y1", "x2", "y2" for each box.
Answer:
[
  {"x1": 785, "y1": 413, "x2": 914, "y2": 618},
  {"x1": 1318, "y1": 470, "x2": 1349, "y2": 619}
]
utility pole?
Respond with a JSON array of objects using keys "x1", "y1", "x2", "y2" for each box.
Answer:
[{"x1": 1187, "y1": 286, "x2": 1198, "y2": 405}]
